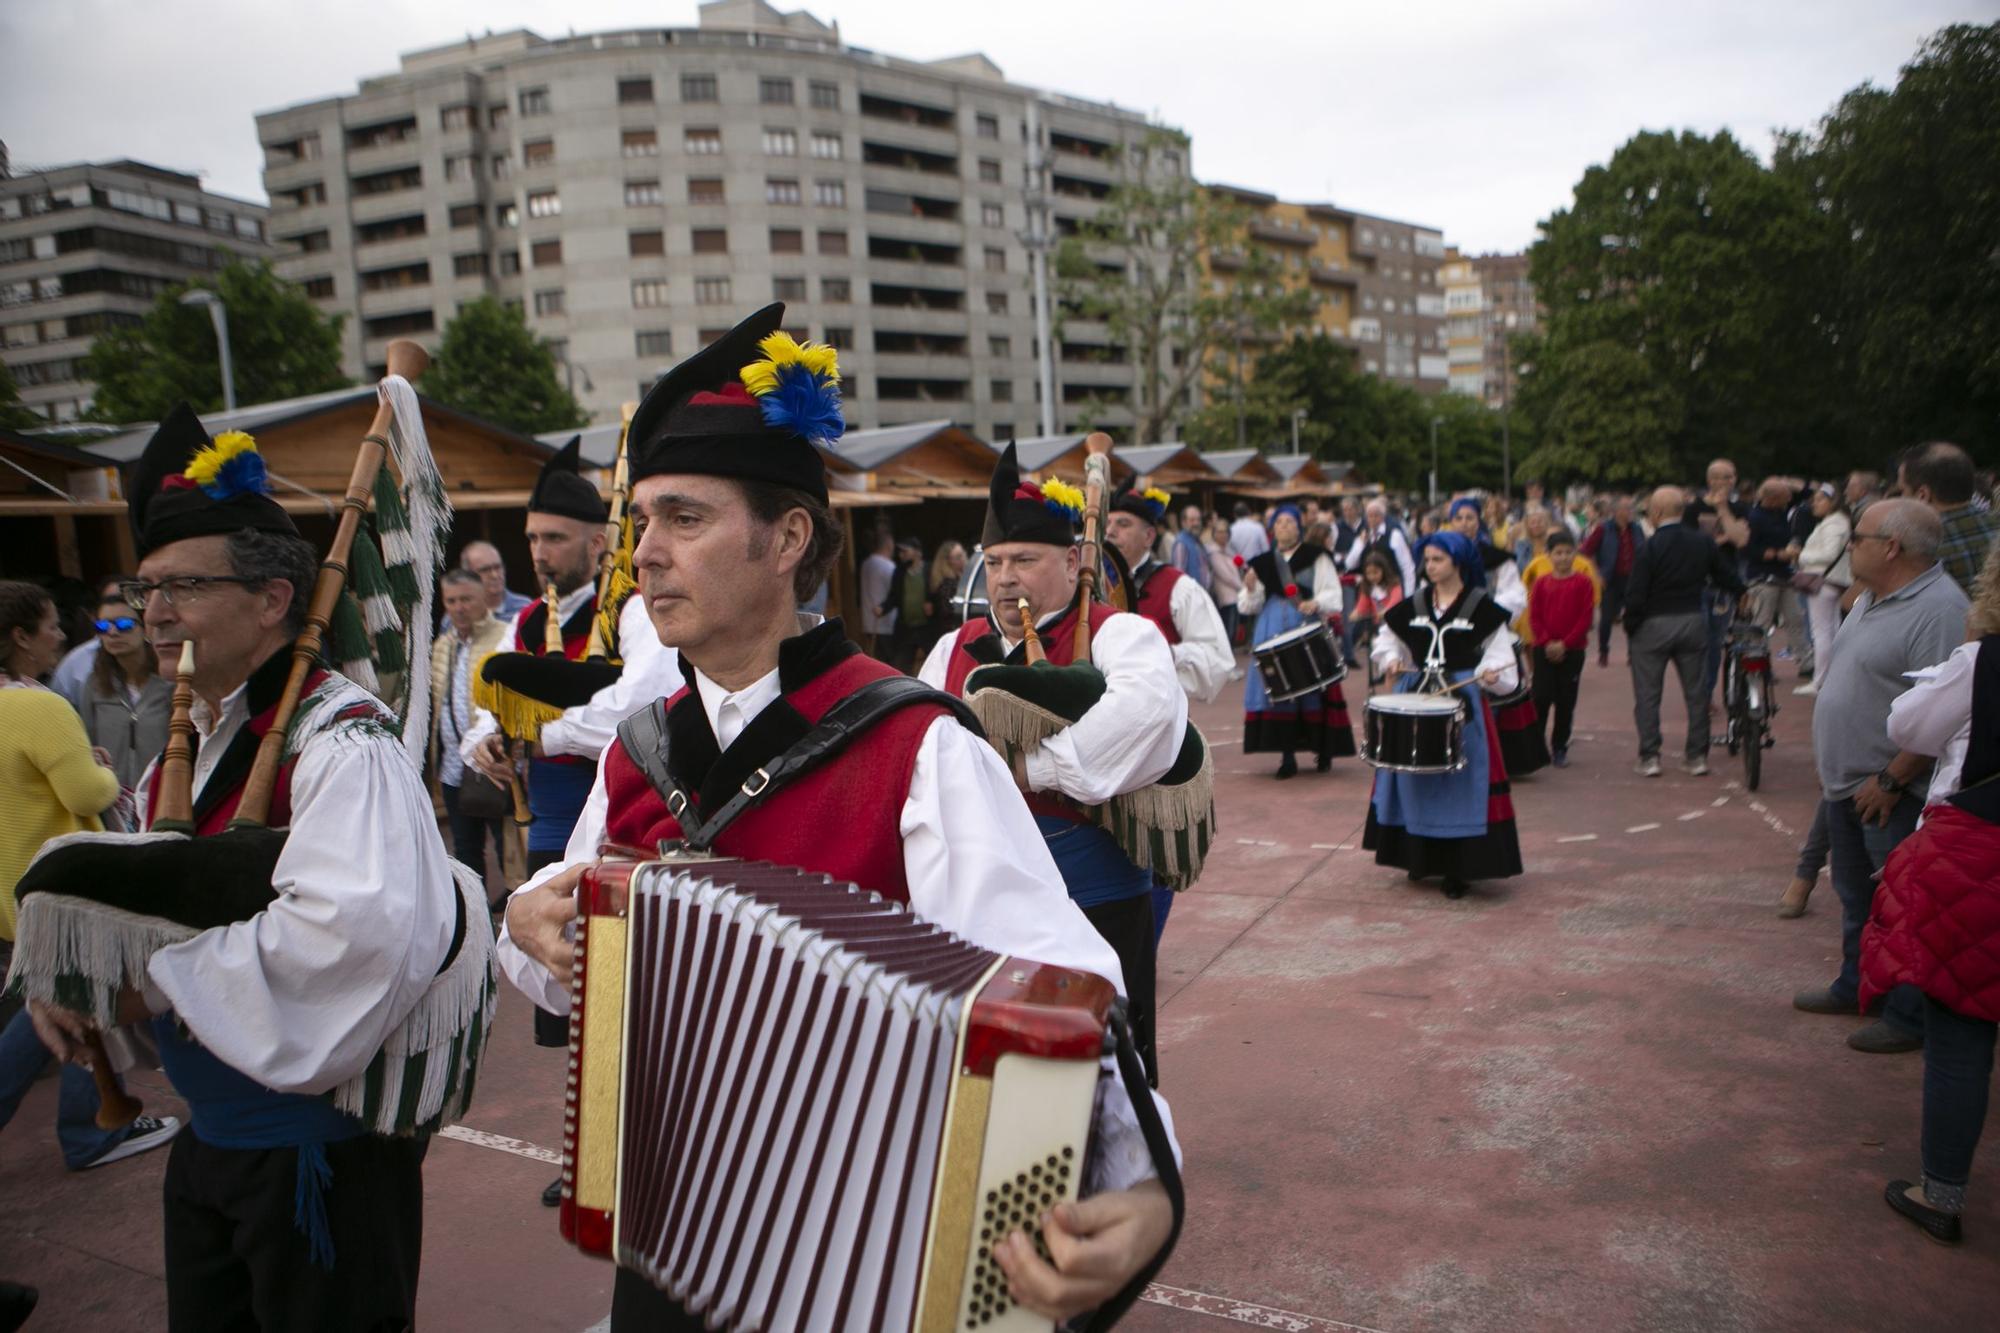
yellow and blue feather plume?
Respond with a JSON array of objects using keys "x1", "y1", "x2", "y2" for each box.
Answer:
[
  {"x1": 740, "y1": 332, "x2": 844, "y2": 444},
  {"x1": 182, "y1": 430, "x2": 270, "y2": 500},
  {"x1": 1039, "y1": 478, "x2": 1086, "y2": 521}
]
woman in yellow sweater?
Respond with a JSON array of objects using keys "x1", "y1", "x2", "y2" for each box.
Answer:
[{"x1": 0, "y1": 580, "x2": 179, "y2": 1170}]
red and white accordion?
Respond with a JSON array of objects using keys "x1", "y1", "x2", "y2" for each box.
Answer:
[{"x1": 562, "y1": 856, "x2": 1117, "y2": 1331}]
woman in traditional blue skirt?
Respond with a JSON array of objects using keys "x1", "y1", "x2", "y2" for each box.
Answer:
[
  {"x1": 1238, "y1": 505, "x2": 1355, "y2": 779},
  {"x1": 1446, "y1": 497, "x2": 1548, "y2": 777},
  {"x1": 1365, "y1": 531, "x2": 1525, "y2": 898}
]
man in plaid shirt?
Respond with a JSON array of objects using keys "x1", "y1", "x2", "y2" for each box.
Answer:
[{"x1": 1900, "y1": 442, "x2": 1998, "y2": 596}]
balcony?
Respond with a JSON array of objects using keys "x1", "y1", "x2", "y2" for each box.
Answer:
[
  {"x1": 866, "y1": 258, "x2": 968, "y2": 291},
  {"x1": 870, "y1": 282, "x2": 965, "y2": 313},
  {"x1": 861, "y1": 140, "x2": 959, "y2": 177},
  {"x1": 1208, "y1": 247, "x2": 1247, "y2": 272},
  {"x1": 1308, "y1": 263, "x2": 1357, "y2": 288},
  {"x1": 876, "y1": 376, "x2": 969, "y2": 404},
  {"x1": 1247, "y1": 218, "x2": 1313, "y2": 247},
  {"x1": 859, "y1": 91, "x2": 957, "y2": 133},
  {"x1": 872, "y1": 351, "x2": 973, "y2": 380},
  {"x1": 1050, "y1": 174, "x2": 1112, "y2": 203}
]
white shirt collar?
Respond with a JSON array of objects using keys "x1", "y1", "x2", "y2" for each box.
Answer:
[
  {"x1": 552, "y1": 582, "x2": 594, "y2": 622},
  {"x1": 684, "y1": 613, "x2": 824, "y2": 750},
  {"x1": 191, "y1": 677, "x2": 251, "y2": 744}
]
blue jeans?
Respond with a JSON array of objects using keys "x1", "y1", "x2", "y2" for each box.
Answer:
[
  {"x1": 0, "y1": 1006, "x2": 132, "y2": 1169},
  {"x1": 1922, "y1": 995, "x2": 1997, "y2": 1190},
  {"x1": 1824, "y1": 793, "x2": 1924, "y2": 1033}
]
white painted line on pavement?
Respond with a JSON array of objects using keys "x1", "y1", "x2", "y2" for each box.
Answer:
[
  {"x1": 437, "y1": 1124, "x2": 561, "y2": 1165},
  {"x1": 1140, "y1": 1283, "x2": 1388, "y2": 1333},
  {"x1": 1712, "y1": 796, "x2": 1731, "y2": 807},
  {"x1": 1556, "y1": 834, "x2": 1598, "y2": 843},
  {"x1": 1625, "y1": 822, "x2": 1661, "y2": 833},
  {"x1": 1678, "y1": 810, "x2": 1705, "y2": 821}
]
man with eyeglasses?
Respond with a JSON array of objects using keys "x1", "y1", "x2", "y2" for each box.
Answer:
[
  {"x1": 453, "y1": 540, "x2": 532, "y2": 626},
  {"x1": 1794, "y1": 498, "x2": 1968, "y2": 1054}
]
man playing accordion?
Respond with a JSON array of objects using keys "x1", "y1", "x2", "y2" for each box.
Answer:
[{"x1": 497, "y1": 306, "x2": 1180, "y2": 1329}]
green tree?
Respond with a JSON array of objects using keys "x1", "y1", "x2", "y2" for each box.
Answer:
[
  {"x1": 422, "y1": 297, "x2": 588, "y2": 435},
  {"x1": 81, "y1": 260, "x2": 349, "y2": 421},
  {"x1": 1053, "y1": 131, "x2": 1315, "y2": 443},
  {"x1": 1519, "y1": 129, "x2": 1831, "y2": 485},
  {"x1": 1774, "y1": 23, "x2": 2000, "y2": 458},
  {"x1": 0, "y1": 358, "x2": 42, "y2": 430}
]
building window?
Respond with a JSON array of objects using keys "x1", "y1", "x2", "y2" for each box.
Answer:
[
  {"x1": 685, "y1": 127, "x2": 722, "y2": 155},
  {"x1": 443, "y1": 155, "x2": 476, "y2": 183},
  {"x1": 452, "y1": 253, "x2": 487, "y2": 277},
  {"x1": 495, "y1": 203, "x2": 518, "y2": 228},
  {"x1": 498, "y1": 251, "x2": 521, "y2": 275},
  {"x1": 531, "y1": 238, "x2": 562, "y2": 267},
  {"x1": 636, "y1": 329, "x2": 673, "y2": 357},
  {"x1": 303, "y1": 275, "x2": 336, "y2": 298},
  {"x1": 632, "y1": 278, "x2": 670, "y2": 308},
  {"x1": 618, "y1": 77, "x2": 654, "y2": 105},
  {"x1": 695, "y1": 276, "x2": 731, "y2": 305},
  {"x1": 821, "y1": 277, "x2": 851, "y2": 303},
  {"x1": 763, "y1": 128, "x2": 798, "y2": 156},
  {"x1": 519, "y1": 87, "x2": 550, "y2": 116},
  {"x1": 813, "y1": 179, "x2": 846, "y2": 208},
  {"x1": 523, "y1": 139, "x2": 555, "y2": 167},
  {"x1": 988, "y1": 335, "x2": 1011, "y2": 357},
  {"x1": 991, "y1": 379, "x2": 1013, "y2": 401},
  {"x1": 810, "y1": 81, "x2": 840, "y2": 109},
  {"x1": 770, "y1": 227, "x2": 804, "y2": 254},
  {"x1": 977, "y1": 113, "x2": 1000, "y2": 139},
  {"x1": 533, "y1": 288, "x2": 565, "y2": 316},
  {"x1": 821, "y1": 326, "x2": 852, "y2": 350},
  {"x1": 622, "y1": 128, "x2": 658, "y2": 158},
  {"x1": 449, "y1": 203, "x2": 481, "y2": 229},
  {"x1": 629, "y1": 229, "x2": 665, "y2": 257},
  {"x1": 760, "y1": 77, "x2": 794, "y2": 105},
  {"x1": 691, "y1": 227, "x2": 728, "y2": 254},
  {"x1": 765, "y1": 178, "x2": 801, "y2": 205},
  {"x1": 681, "y1": 73, "x2": 717, "y2": 102},
  {"x1": 773, "y1": 276, "x2": 807, "y2": 301},
  {"x1": 982, "y1": 202, "x2": 1005, "y2": 227},
  {"x1": 487, "y1": 103, "x2": 508, "y2": 129},
  {"x1": 441, "y1": 104, "x2": 473, "y2": 131},
  {"x1": 624, "y1": 179, "x2": 662, "y2": 206},
  {"x1": 810, "y1": 131, "x2": 842, "y2": 160},
  {"x1": 527, "y1": 190, "x2": 561, "y2": 218},
  {"x1": 491, "y1": 154, "x2": 511, "y2": 180},
  {"x1": 978, "y1": 158, "x2": 1002, "y2": 183},
  {"x1": 688, "y1": 177, "x2": 725, "y2": 204},
  {"x1": 289, "y1": 229, "x2": 332, "y2": 252},
  {"x1": 984, "y1": 247, "x2": 1006, "y2": 273},
  {"x1": 986, "y1": 290, "x2": 1009, "y2": 315}
]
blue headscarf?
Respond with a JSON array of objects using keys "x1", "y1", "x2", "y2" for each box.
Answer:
[
  {"x1": 1268, "y1": 504, "x2": 1303, "y2": 537},
  {"x1": 1447, "y1": 496, "x2": 1490, "y2": 544},
  {"x1": 1419, "y1": 530, "x2": 1486, "y2": 590}
]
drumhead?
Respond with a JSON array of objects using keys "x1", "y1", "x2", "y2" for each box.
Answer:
[
  {"x1": 1367, "y1": 692, "x2": 1463, "y2": 716},
  {"x1": 1254, "y1": 621, "x2": 1331, "y2": 653}
]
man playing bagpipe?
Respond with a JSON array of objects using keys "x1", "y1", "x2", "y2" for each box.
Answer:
[
  {"x1": 497, "y1": 305, "x2": 1181, "y2": 1329},
  {"x1": 918, "y1": 444, "x2": 1197, "y2": 1087},
  {"x1": 1103, "y1": 482, "x2": 1234, "y2": 707},
  {"x1": 8, "y1": 379, "x2": 493, "y2": 1331}
]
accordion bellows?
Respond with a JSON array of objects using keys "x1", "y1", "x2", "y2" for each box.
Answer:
[{"x1": 564, "y1": 858, "x2": 1116, "y2": 1331}]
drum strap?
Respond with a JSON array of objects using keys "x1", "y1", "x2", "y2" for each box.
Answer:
[{"x1": 615, "y1": 677, "x2": 985, "y2": 852}]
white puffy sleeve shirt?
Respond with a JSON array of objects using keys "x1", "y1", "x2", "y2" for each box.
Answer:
[
  {"x1": 1165, "y1": 572, "x2": 1234, "y2": 704},
  {"x1": 1370, "y1": 616, "x2": 1521, "y2": 696},
  {"x1": 142, "y1": 690, "x2": 456, "y2": 1094},
  {"x1": 496, "y1": 662, "x2": 1180, "y2": 1190},
  {"x1": 1889, "y1": 640, "x2": 1977, "y2": 807}
]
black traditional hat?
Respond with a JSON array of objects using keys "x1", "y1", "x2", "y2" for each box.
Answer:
[
  {"x1": 626, "y1": 303, "x2": 840, "y2": 504},
  {"x1": 1109, "y1": 480, "x2": 1171, "y2": 526},
  {"x1": 981, "y1": 443, "x2": 1084, "y2": 549},
  {"x1": 528, "y1": 435, "x2": 608, "y2": 524},
  {"x1": 125, "y1": 404, "x2": 298, "y2": 555}
]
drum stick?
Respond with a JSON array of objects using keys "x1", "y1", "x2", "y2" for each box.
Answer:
[{"x1": 1426, "y1": 674, "x2": 1491, "y2": 698}]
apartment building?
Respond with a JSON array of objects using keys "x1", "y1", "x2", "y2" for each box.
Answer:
[
  {"x1": 1440, "y1": 248, "x2": 1537, "y2": 407},
  {"x1": 0, "y1": 155, "x2": 272, "y2": 422},
  {"x1": 253, "y1": 0, "x2": 1187, "y2": 438},
  {"x1": 1202, "y1": 185, "x2": 1448, "y2": 393}
]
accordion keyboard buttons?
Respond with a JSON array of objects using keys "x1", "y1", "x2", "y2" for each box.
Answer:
[{"x1": 964, "y1": 1147, "x2": 1077, "y2": 1326}]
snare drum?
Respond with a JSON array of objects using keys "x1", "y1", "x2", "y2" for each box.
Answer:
[
  {"x1": 1253, "y1": 621, "x2": 1346, "y2": 702},
  {"x1": 1361, "y1": 692, "x2": 1467, "y2": 773}
]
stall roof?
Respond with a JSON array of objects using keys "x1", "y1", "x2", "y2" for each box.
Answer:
[
  {"x1": 1197, "y1": 449, "x2": 1284, "y2": 483},
  {"x1": 1115, "y1": 443, "x2": 1215, "y2": 488}
]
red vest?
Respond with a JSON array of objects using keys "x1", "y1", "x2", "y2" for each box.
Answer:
[
  {"x1": 940, "y1": 601, "x2": 1119, "y2": 825},
  {"x1": 514, "y1": 593, "x2": 598, "y2": 768},
  {"x1": 1131, "y1": 562, "x2": 1184, "y2": 647},
  {"x1": 600, "y1": 650, "x2": 947, "y2": 902}
]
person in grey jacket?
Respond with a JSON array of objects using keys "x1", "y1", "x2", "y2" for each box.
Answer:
[{"x1": 77, "y1": 584, "x2": 171, "y2": 791}]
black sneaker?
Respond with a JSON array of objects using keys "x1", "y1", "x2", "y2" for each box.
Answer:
[
  {"x1": 1552, "y1": 747, "x2": 1569, "y2": 768},
  {"x1": 1792, "y1": 986, "x2": 1855, "y2": 1015},
  {"x1": 1848, "y1": 1020, "x2": 1923, "y2": 1054},
  {"x1": 1885, "y1": 1179, "x2": 1962, "y2": 1245},
  {"x1": 80, "y1": 1114, "x2": 181, "y2": 1170},
  {"x1": 541, "y1": 1177, "x2": 564, "y2": 1207},
  {"x1": 0, "y1": 1280, "x2": 38, "y2": 1333}
]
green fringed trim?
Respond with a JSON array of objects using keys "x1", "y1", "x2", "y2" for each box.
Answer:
[
  {"x1": 325, "y1": 591, "x2": 380, "y2": 693},
  {"x1": 372, "y1": 468, "x2": 423, "y2": 609}
]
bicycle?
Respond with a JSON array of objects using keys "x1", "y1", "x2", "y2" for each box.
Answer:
[{"x1": 1721, "y1": 620, "x2": 1777, "y2": 790}]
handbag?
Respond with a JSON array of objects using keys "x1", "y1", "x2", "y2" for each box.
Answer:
[
  {"x1": 1790, "y1": 571, "x2": 1825, "y2": 595},
  {"x1": 455, "y1": 768, "x2": 511, "y2": 820}
]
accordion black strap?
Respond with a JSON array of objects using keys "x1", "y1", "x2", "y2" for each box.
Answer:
[
  {"x1": 1084, "y1": 1004, "x2": 1185, "y2": 1333},
  {"x1": 615, "y1": 675, "x2": 985, "y2": 852}
]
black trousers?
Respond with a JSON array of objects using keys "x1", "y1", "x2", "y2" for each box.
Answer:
[
  {"x1": 163, "y1": 1128, "x2": 426, "y2": 1333},
  {"x1": 1532, "y1": 645, "x2": 1586, "y2": 753},
  {"x1": 1598, "y1": 573, "x2": 1629, "y2": 655},
  {"x1": 1082, "y1": 893, "x2": 1158, "y2": 1087},
  {"x1": 439, "y1": 782, "x2": 503, "y2": 896}
]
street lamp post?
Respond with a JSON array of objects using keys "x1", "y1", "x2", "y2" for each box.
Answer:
[
  {"x1": 1290, "y1": 407, "x2": 1306, "y2": 455},
  {"x1": 179, "y1": 289, "x2": 235, "y2": 413},
  {"x1": 1428, "y1": 415, "x2": 1443, "y2": 507}
]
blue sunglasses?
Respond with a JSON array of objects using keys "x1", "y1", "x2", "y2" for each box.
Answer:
[{"x1": 95, "y1": 617, "x2": 138, "y2": 633}]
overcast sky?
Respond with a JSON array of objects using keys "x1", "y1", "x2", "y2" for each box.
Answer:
[{"x1": 2, "y1": 0, "x2": 1990, "y2": 253}]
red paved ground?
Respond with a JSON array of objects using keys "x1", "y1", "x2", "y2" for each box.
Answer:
[{"x1": 5, "y1": 644, "x2": 1995, "y2": 1331}]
